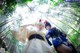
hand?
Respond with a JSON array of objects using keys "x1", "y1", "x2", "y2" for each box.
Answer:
[{"x1": 51, "y1": 46, "x2": 55, "y2": 52}]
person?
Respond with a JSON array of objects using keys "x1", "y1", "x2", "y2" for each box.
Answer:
[
  {"x1": 22, "y1": 34, "x2": 54, "y2": 53},
  {"x1": 44, "y1": 21, "x2": 77, "y2": 53},
  {"x1": 21, "y1": 19, "x2": 54, "y2": 53}
]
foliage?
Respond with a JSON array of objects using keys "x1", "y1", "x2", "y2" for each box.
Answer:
[
  {"x1": 0, "y1": 0, "x2": 80, "y2": 53},
  {"x1": 50, "y1": 0, "x2": 64, "y2": 6}
]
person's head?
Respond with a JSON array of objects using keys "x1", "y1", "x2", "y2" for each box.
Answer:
[
  {"x1": 37, "y1": 23, "x2": 44, "y2": 31},
  {"x1": 36, "y1": 19, "x2": 44, "y2": 31},
  {"x1": 45, "y1": 21, "x2": 51, "y2": 30}
]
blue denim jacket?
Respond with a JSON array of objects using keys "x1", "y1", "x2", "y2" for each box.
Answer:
[{"x1": 45, "y1": 27, "x2": 67, "y2": 48}]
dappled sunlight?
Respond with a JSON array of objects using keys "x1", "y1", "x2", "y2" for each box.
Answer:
[{"x1": 0, "y1": 0, "x2": 80, "y2": 53}]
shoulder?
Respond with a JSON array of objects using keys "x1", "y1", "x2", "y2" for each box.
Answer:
[{"x1": 52, "y1": 27, "x2": 58, "y2": 30}]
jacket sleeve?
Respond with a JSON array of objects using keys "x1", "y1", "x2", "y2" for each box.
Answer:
[{"x1": 45, "y1": 32, "x2": 52, "y2": 46}]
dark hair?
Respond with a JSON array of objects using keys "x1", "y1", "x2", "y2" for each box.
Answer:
[
  {"x1": 28, "y1": 34, "x2": 44, "y2": 41},
  {"x1": 45, "y1": 22, "x2": 51, "y2": 28}
]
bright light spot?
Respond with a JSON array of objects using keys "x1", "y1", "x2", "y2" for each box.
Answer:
[
  {"x1": 38, "y1": 4, "x2": 49, "y2": 13},
  {"x1": 19, "y1": 41, "x2": 23, "y2": 45},
  {"x1": 68, "y1": 29, "x2": 72, "y2": 34},
  {"x1": 54, "y1": 0, "x2": 58, "y2": 2}
]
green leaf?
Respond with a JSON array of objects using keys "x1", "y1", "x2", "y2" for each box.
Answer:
[
  {"x1": 19, "y1": 0, "x2": 32, "y2": 4},
  {"x1": 50, "y1": 0, "x2": 64, "y2": 6}
]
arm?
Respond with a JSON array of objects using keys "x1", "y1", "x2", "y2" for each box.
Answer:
[
  {"x1": 45, "y1": 32, "x2": 52, "y2": 46},
  {"x1": 20, "y1": 24, "x2": 34, "y2": 28}
]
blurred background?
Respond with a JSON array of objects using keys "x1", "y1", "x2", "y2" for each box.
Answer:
[{"x1": 0, "y1": 0, "x2": 80, "y2": 53}]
